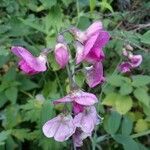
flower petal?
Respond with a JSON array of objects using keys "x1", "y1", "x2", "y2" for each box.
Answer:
[
  {"x1": 73, "y1": 90, "x2": 98, "y2": 106},
  {"x1": 54, "y1": 115, "x2": 76, "y2": 142},
  {"x1": 85, "y1": 62, "x2": 104, "y2": 88},
  {"x1": 42, "y1": 115, "x2": 61, "y2": 138},
  {"x1": 86, "y1": 21, "x2": 103, "y2": 37},
  {"x1": 129, "y1": 54, "x2": 142, "y2": 68},
  {"x1": 53, "y1": 95, "x2": 72, "y2": 104}
]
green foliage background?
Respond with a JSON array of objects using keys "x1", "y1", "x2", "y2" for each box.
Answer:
[{"x1": 0, "y1": 0, "x2": 150, "y2": 149}]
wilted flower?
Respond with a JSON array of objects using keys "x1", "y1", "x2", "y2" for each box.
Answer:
[
  {"x1": 11, "y1": 46, "x2": 47, "y2": 75},
  {"x1": 42, "y1": 114, "x2": 76, "y2": 142},
  {"x1": 118, "y1": 62, "x2": 132, "y2": 73},
  {"x1": 54, "y1": 43, "x2": 69, "y2": 68},
  {"x1": 73, "y1": 129, "x2": 91, "y2": 147},
  {"x1": 71, "y1": 21, "x2": 110, "y2": 64},
  {"x1": 73, "y1": 106, "x2": 100, "y2": 134},
  {"x1": 53, "y1": 90, "x2": 98, "y2": 106},
  {"x1": 119, "y1": 50, "x2": 142, "y2": 73},
  {"x1": 85, "y1": 62, "x2": 105, "y2": 88}
]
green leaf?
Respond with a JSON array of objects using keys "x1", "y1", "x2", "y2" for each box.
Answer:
[
  {"x1": 41, "y1": 100, "x2": 55, "y2": 127},
  {"x1": 39, "y1": 0, "x2": 57, "y2": 9},
  {"x1": 11, "y1": 129, "x2": 30, "y2": 142},
  {"x1": 19, "y1": 78, "x2": 38, "y2": 91},
  {"x1": 102, "y1": 93, "x2": 118, "y2": 106},
  {"x1": 89, "y1": 0, "x2": 96, "y2": 12},
  {"x1": 113, "y1": 134, "x2": 139, "y2": 150},
  {"x1": 106, "y1": 111, "x2": 122, "y2": 135},
  {"x1": 122, "y1": 116, "x2": 133, "y2": 135},
  {"x1": 3, "y1": 67, "x2": 16, "y2": 81},
  {"x1": 2, "y1": 106, "x2": 22, "y2": 129},
  {"x1": 140, "y1": 30, "x2": 150, "y2": 45},
  {"x1": 132, "y1": 75, "x2": 150, "y2": 87},
  {"x1": 134, "y1": 88, "x2": 150, "y2": 107},
  {"x1": 134, "y1": 119, "x2": 149, "y2": 133},
  {"x1": 107, "y1": 75, "x2": 125, "y2": 87},
  {"x1": 0, "y1": 131, "x2": 11, "y2": 145},
  {"x1": 115, "y1": 95, "x2": 133, "y2": 115},
  {"x1": 119, "y1": 82, "x2": 133, "y2": 95},
  {"x1": 5, "y1": 87, "x2": 18, "y2": 104},
  {"x1": 75, "y1": 72, "x2": 85, "y2": 87}
]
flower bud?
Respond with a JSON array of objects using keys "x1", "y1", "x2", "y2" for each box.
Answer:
[{"x1": 54, "y1": 43, "x2": 69, "y2": 68}]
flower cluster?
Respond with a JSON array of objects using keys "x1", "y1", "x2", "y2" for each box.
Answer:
[
  {"x1": 119, "y1": 45, "x2": 142, "y2": 73},
  {"x1": 43, "y1": 90, "x2": 100, "y2": 147},
  {"x1": 11, "y1": 21, "x2": 110, "y2": 147}
]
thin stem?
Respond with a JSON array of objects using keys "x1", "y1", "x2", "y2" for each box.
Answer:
[
  {"x1": 54, "y1": 72, "x2": 64, "y2": 96},
  {"x1": 20, "y1": 90, "x2": 34, "y2": 99},
  {"x1": 76, "y1": 0, "x2": 80, "y2": 26},
  {"x1": 131, "y1": 130, "x2": 150, "y2": 139}
]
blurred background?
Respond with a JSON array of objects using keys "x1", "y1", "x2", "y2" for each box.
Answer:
[{"x1": 0, "y1": 0, "x2": 150, "y2": 150}]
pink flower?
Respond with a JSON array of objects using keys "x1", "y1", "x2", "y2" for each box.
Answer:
[
  {"x1": 73, "y1": 129, "x2": 91, "y2": 147},
  {"x1": 73, "y1": 106, "x2": 100, "y2": 134},
  {"x1": 53, "y1": 90, "x2": 98, "y2": 106},
  {"x1": 71, "y1": 21, "x2": 110, "y2": 64},
  {"x1": 129, "y1": 54, "x2": 142, "y2": 68},
  {"x1": 11, "y1": 46, "x2": 47, "y2": 75},
  {"x1": 85, "y1": 62, "x2": 105, "y2": 88},
  {"x1": 42, "y1": 114, "x2": 76, "y2": 142},
  {"x1": 54, "y1": 43, "x2": 69, "y2": 68}
]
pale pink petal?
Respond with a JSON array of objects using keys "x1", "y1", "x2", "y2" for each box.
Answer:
[
  {"x1": 43, "y1": 115, "x2": 76, "y2": 142},
  {"x1": 129, "y1": 54, "x2": 142, "y2": 68},
  {"x1": 55, "y1": 43, "x2": 69, "y2": 68},
  {"x1": 72, "y1": 90, "x2": 98, "y2": 106},
  {"x1": 73, "y1": 106, "x2": 99, "y2": 133},
  {"x1": 86, "y1": 21, "x2": 103, "y2": 37},
  {"x1": 42, "y1": 115, "x2": 61, "y2": 138},
  {"x1": 54, "y1": 115, "x2": 76, "y2": 142},
  {"x1": 53, "y1": 95, "x2": 72, "y2": 104},
  {"x1": 85, "y1": 62, "x2": 104, "y2": 88},
  {"x1": 75, "y1": 41, "x2": 85, "y2": 64}
]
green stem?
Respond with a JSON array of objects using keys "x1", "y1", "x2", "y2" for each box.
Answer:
[
  {"x1": 131, "y1": 130, "x2": 150, "y2": 139},
  {"x1": 54, "y1": 72, "x2": 64, "y2": 96},
  {"x1": 76, "y1": 0, "x2": 80, "y2": 26}
]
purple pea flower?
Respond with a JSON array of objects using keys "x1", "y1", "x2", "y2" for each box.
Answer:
[{"x1": 11, "y1": 46, "x2": 47, "y2": 75}]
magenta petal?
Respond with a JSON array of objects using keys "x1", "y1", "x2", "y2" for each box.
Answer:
[
  {"x1": 93, "y1": 31, "x2": 110, "y2": 48},
  {"x1": 72, "y1": 90, "x2": 98, "y2": 106},
  {"x1": 42, "y1": 115, "x2": 76, "y2": 142},
  {"x1": 11, "y1": 46, "x2": 47, "y2": 73},
  {"x1": 118, "y1": 62, "x2": 132, "y2": 73},
  {"x1": 11, "y1": 46, "x2": 34, "y2": 59},
  {"x1": 85, "y1": 62, "x2": 104, "y2": 88},
  {"x1": 55, "y1": 43, "x2": 69, "y2": 68},
  {"x1": 53, "y1": 95, "x2": 72, "y2": 104},
  {"x1": 19, "y1": 60, "x2": 37, "y2": 75},
  {"x1": 84, "y1": 32, "x2": 100, "y2": 57},
  {"x1": 73, "y1": 102, "x2": 84, "y2": 115},
  {"x1": 86, "y1": 21, "x2": 103, "y2": 37}
]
